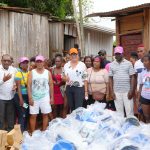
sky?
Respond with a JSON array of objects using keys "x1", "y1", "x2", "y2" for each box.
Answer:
[{"x1": 90, "y1": 0, "x2": 150, "y2": 29}]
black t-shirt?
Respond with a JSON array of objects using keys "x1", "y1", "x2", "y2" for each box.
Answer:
[{"x1": 102, "y1": 59, "x2": 111, "y2": 67}]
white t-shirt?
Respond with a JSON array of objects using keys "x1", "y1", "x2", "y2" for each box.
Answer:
[
  {"x1": 64, "y1": 61, "x2": 87, "y2": 87},
  {"x1": 139, "y1": 69, "x2": 150, "y2": 99},
  {"x1": 134, "y1": 59, "x2": 144, "y2": 88},
  {"x1": 0, "y1": 65, "x2": 16, "y2": 100},
  {"x1": 31, "y1": 69, "x2": 50, "y2": 101}
]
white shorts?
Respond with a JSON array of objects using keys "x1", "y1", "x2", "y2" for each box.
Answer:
[{"x1": 30, "y1": 96, "x2": 52, "y2": 115}]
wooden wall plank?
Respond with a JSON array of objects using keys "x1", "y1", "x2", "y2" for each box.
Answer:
[
  {"x1": 119, "y1": 13, "x2": 143, "y2": 34},
  {"x1": 84, "y1": 28, "x2": 113, "y2": 60},
  {"x1": 0, "y1": 9, "x2": 113, "y2": 62},
  {"x1": 49, "y1": 22, "x2": 64, "y2": 58},
  {"x1": 144, "y1": 8, "x2": 150, "y2": 51},
  {"x1": 0, "y1": 11, "x2": 9, "y2": 55},
  {"x1": 0, "y1": 10, "x2": 49, "y2": 64},
  {"x1": 116, "y1": 18, "x2": 120, "y2": 46}
]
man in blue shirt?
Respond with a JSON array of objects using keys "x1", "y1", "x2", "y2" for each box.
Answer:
[{"x1": 98, "y1": 49, "x2": 110, "y2": 67}]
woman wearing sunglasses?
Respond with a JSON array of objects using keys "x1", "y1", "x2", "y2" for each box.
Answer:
[{"x1": 64, "y1": 48, "x2": 88, "y2": 112}]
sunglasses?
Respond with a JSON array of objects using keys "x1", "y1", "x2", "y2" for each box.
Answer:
[
  {"x1": 137, "y1": 50, "x2": 143, "y2": 53},
  {"x1": 99, "y1": 54, "x2": 105, "y2": 56},
  {"x1": 70, "y1": 53, "x2": 77, "y2": 56}
]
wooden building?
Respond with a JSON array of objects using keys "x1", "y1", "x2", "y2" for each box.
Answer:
[
  {"x1": 0, "y1": 6, "x2": 49, "y2": 63},
  {"x1": 0, "y1": 6, "x2": 114, "y2": 63},
  {"x1": 49, "y1": 21, "x2": 115, "y2": 59},
  {"x1": 87, "y1": 3, "x2": 150, "y2": 59}
]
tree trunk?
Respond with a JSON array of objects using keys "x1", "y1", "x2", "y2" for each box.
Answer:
[
  {"x1": 72, "y1": 0, "x2": 81, "y2": 52},
  {"x1": 72, "y1": 0, "x2": 85, "y2": 56},
  {"x1": 79, "y1": 0, "x2": 85, "y2": 56}
]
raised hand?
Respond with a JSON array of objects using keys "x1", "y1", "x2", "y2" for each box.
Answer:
[{"x1": 3, "y1": 73, "x2": 12, "y2": 82}]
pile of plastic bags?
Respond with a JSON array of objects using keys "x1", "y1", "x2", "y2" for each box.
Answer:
[{"x1": 22, "y1": 102, "x2": 150, "y2": 150}]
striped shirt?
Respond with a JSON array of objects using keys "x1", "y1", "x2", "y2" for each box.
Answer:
[{"x1": 109, "y1": 59, "x2": 135, "y2": 93}]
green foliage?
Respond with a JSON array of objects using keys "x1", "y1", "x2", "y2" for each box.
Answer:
[
  {"x1": 113, "y1": 40, "x2": 116, "y2": 47},
  {"x1": 72, "y1": 0, "x2": 93, "y2": 23},
  {"x1": 0, "y1": 0, "x2": 73, "y2": 19},
  {"x1": 0, "y1": 2, "x2": 7, "y2": 6}
]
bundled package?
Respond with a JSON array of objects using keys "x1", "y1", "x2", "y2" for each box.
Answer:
[{"x1": 22, "y1": 102, "x2": 150, "y2": 150}]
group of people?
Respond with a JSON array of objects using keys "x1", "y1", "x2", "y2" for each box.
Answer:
[{"x1": 0, "y1": 44, "x2": 150, "y2": 134}]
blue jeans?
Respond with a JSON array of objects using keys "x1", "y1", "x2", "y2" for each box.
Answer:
[
  {"x1": 14, "y1": 94, "x2": 29, "y2": 132},
  {"x1": 66, "y1": 86, "x2": 84, "y2": 112}
]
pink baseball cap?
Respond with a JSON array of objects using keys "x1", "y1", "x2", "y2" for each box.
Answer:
[
  {"x1": 114, "y1": 46, "x2": 124, "y2": 54},
  {"x1": 19, "y1": 57, "x2": 29, "y2": 64},
  {"x1": 35, "y1": 55, "x2": 45, "y2": 62}
]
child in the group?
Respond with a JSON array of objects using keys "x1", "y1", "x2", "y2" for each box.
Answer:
[{"x1": 139, "y1": 52, "x2": 150, "y2": 123}]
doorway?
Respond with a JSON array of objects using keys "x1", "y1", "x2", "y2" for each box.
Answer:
[
  {"x1": 64, "y1": 35, "x2": 77, "y2": 55},
  {"x1": 120, "y1": 33, "x2": 143, "y2": 60}
]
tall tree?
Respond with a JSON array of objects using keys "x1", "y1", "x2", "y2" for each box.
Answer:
[
  {"x1": 72, "y1": 0, "x2": 82, "y2": 55},
  {"x1": 0, "y1": 0, "x2": 73, "y2": 19},
  {"x1": 79, "y1": 0, "x2": 85, "y2": 56},
  {"x1": 72, "y1": 0, "x2": 92, "y2": 56}
]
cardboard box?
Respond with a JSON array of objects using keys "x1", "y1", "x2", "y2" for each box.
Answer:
[
  {"x1": 7, "y1": 125, "x2": 22, "y2": 146},
  {"x1": 0, "y1": 130, "x2": 7, "y2": 149},
  {"x1": 0, "y1": 125, "x2": 22, "y2": 150}
]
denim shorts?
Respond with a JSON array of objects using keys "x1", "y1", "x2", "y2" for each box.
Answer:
[{"x1": 140, "y1": 96, "x2": 150, "y2": 105}]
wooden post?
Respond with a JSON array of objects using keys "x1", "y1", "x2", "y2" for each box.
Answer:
[
  {"x1": 72, "y1": 0, "x2": 82, "y2": 54},
  {"x1": 116, "y1": 18, "x2": 120, "y2": 46},
  {"x1": 79, "y1": 0, "x2": 85, "y2": 56},
  {"x1": 144, "y1": 8, "x2": 150, "y2": 51}
]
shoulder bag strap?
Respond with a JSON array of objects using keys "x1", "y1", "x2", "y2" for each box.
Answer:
[
  {"x1": 20, "y1": 71, "x2": 27, "y2": 87},
  {"x1": 89, "y1": 68, "x2": 93, "y2": 93}
]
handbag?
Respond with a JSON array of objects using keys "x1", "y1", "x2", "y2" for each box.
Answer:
[
  {"x1": 89, "y1": 68, "x2": 105, "y2": 100},
  {"x1": 92, "y1": 91, "x2": 105, "y2": 100}
]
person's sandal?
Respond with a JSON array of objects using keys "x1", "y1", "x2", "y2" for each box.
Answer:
[{"x1": 28, "y1": 132, "x2": 32, "y2": 136}]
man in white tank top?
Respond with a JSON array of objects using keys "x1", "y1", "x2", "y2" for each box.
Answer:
[{"x1": 28, "y1": 55, "x2": 54, "y2": 133}]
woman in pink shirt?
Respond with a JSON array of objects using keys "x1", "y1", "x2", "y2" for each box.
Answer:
[{"x1": 87, "y1": 56, "x2": 109, "y2": 104}]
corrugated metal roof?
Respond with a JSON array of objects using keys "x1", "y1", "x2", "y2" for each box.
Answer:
[
  {"x1": 0, "y1": 6, "x2": 51, "y2": 16},
  {"x1": 63, "y1": 22, "x2": 115, "y2": 35},
  {"x1": 87, "y1": 3, "x2": 150, "y2": 17},
  {"x1": 50, "y1": 19, "x2": 115, "y2": 35},
  {"x1": 83, "y1": 24, "x2": 115, "y2": 35}
]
